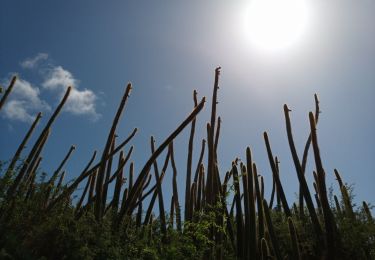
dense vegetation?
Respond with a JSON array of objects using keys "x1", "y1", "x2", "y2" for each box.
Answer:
[{"x1": 0, "y1": 69, "x2": 374, "y2": 259}]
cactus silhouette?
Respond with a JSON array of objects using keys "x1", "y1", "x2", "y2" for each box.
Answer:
[{"x1": 0, "y1": 69, "x2": 373, "y2": 259}]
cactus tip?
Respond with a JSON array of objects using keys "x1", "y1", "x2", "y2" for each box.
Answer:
[{"x1": 284, "y1": 104, "x2": 291, "y2": 112}]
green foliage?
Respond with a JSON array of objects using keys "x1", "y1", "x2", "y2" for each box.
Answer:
[{"x1": 1, "y1": 154, "x2": 374, "y2": 260}]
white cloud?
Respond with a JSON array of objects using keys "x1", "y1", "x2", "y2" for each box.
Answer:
[
  {"x1": 20, "y1": 53, "x2": 49, "y2": 69},
  {"x1": 2, "y1": 54, "x2": 100, "y2": 123},
  {"x1": 42, "y1": 66, "x2": 99, "y2": 120},
  {"x1": 42, "y1": 66, "x2": 78, "y2": 90},
  {"x1": 3, "y1": 100, "x2": 35, "y2": 122},
  {"x1": 2, "y1": 78, "x2": 50, "y2": 123},
  {"x1": 12, "y1": 78, "x2": 44, "y2": 105},
  {"x1": 66, "y1": 88, "x2": 100, "y2": 120}
]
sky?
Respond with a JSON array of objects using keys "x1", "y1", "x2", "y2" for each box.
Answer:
[{"x1": 1, "y1": 0, "x2": 375, "y2": 212}]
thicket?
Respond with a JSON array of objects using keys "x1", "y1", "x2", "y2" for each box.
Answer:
[{"x1": 0, "y1": 69, "x2": 374, "y2": 259}]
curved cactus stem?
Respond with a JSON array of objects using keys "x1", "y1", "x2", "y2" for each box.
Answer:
[
  {"x1": 193, "y1": 139, "x2": 206, "y2": 183},
  {"x1": 5, "y1": 112, "x2": 42, "y2": 177},
  {"x1": 253, "y1": 163, "x2": 265, "y2": 247},
  {"x1": 269, "y1": 157, "x2": 278, "y2": 209},
  {"x1": 11, "y1": 87, "x2": 71, "y2": 200},
  {"x1": 263, "y1": 132, "x2": 291, "y2": 217},
  {"x1": 185, "y1": 90, "x2": 198, "y2": 221},
  {"x1": 246, "y1": 147, "x2": 258, "y2": 259},
  {"x1": 284, "y1": 104, "x2": 323, "y2": 244},
  {"x1": 111, "y1": 151, "x2": 125, "y2": 217},
  {"x1": 48, "y1": 145, "x2": 76, "y2": 185},
  {"x1": 241, "y1": 164, "x2": 251, "y2": 259},
  {"x1": 299, "y1": 94, "x2": 320, "y2": 217},
  {"x1": 309, "y1": 112, "x2": 337, "y2": 259},
  {"x1": 143, "y1": 137, "x2": 170, "y2": 239},
  {"x1": 169, "y1": 142, "x2": 182, "y2": 232},
  {"x1": 95, "y1": 83, "x2": 132, "y2": 221},
  {"x1": 334, "y1": 169, "x2": 355, "y2": 220},
  {"x1": 102, "y1": 138, "x2": 116, "y2": 214},
  {"x1": 207, "y1": 67, "x2": 221, "y2": 207},
  {"x1": 75, "y1": 173, "x2": 93, "y2": 215},
  {"x1": 232, "y1": 163, "x2": 244, "y2": 258}
]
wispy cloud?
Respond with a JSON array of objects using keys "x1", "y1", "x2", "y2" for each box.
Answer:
[
  {"x1": 2, "y1": 53, "x2": 100, "y2": 123},
  {"x1": 1, "y1": 78, "x2": 50, "y2": 123},
  {"x1": 66, "y1": 88, "x2": 99, "y2": 120},
  {"x1": 42, "y1": 66, "x2": 78, "y2": 90},
  {"x1": 3, "y1": 100, "x2": 36, "y2": 123},
  {"x1": 20, "y1": 53, "x2": 49, "y2": 69},
  {"x1": 42, "y1": 66, "x2": 100, "y2": 120}
]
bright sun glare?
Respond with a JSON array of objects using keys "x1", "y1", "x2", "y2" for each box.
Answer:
[{"x1": 245, "y1": 0, "x2": 310, "y2": 52}]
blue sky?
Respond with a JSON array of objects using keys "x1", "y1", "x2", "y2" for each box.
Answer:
[{"x1": 1, "y1": 0, "x2": 374, "y2": 211}]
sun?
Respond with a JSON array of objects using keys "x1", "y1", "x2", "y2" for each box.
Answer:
[{"x1": 245, "y1": 0, "x2": 310, "y2": 52}]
